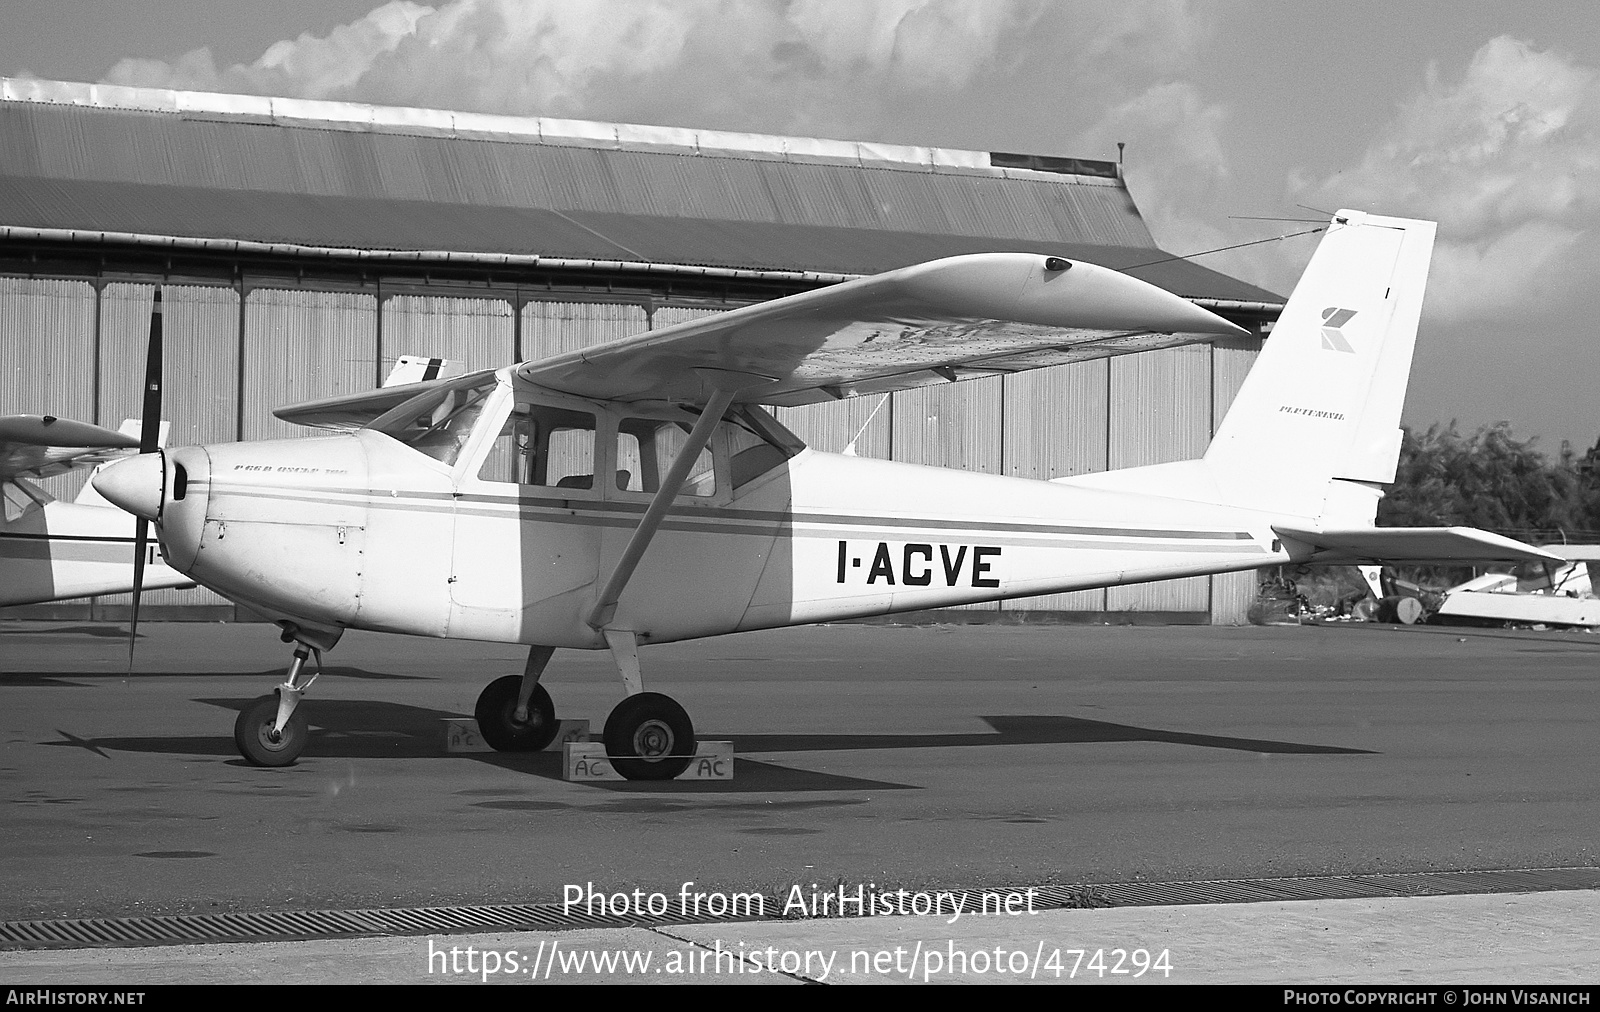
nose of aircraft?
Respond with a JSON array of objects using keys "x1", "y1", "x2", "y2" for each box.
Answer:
[{"x1": 93, "y1": 453, "x2": 164, "y2": 521}]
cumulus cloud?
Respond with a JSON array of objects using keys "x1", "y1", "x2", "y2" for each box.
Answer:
[
  {"x1": 1299, "y1": 36, "x2": 1600, "y2": 324},
  {"x1": 97, "y1": 0, "x2": 1220, "y2": 141},
  {"x1": 106, "y1": 2, "x2": 431, "y2": 98},
  {"x1": 1076, "y1": 82, "x2": 1265, "y2": 278},
  {"x1": 103, "y1": 1, "x2": 1052, "y2": 129}
]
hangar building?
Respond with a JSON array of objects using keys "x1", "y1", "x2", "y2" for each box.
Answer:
[{"x1": 0, "y1": 77, "x2": 1283, "y2": 623}]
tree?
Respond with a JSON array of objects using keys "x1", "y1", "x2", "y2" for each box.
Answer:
[{"x1": 1378, "y1": 422, "x2": 1592, "y2": 538}]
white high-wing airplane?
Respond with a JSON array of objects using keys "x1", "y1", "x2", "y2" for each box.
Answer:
[
  {"x1": 92, "y1": 210, "x2": 1556, "y2": 773},
  {"x1": 0, "y1": 415, "x2": 192, "y2": 608}
]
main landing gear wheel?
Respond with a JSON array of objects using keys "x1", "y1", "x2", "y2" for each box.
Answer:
[
  {"x1": 234, "y1": 692, "x2": 309, "y2": 767},
  {"x1": 604, "y1": 692, "x2": 695, "y2": 781},
  {"x1": 474, "y1": 675, "x2": 559, "y2": 752}
]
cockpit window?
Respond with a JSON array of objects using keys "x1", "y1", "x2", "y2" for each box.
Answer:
[
  {"x1": 368, "y1": 379, "x2": 497, "y2": 467},
  {"x1": 478, "y1": 404, "x2": 598, "y2": 489}
]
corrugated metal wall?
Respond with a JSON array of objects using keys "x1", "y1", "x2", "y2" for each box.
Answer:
[
  {"x1": 0, "y1": 277, "x2": 96, "y2": 501},
  {"x1": 243, "y1": 288, "x2": 377, "y2": 441},
  {"x1": 382, "y1": 294, "x2": 514, "y2": 375},
  {"x1": 2, "y1": 268, "x2": 1261, "y2": 622},
  {"x1": 893, "y1": 378, "x2": 1004, "y2": 474},
  {"x1": 778, "y1": 397, "x2": 893, "y2": 459}
]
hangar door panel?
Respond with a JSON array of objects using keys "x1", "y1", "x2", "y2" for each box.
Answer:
[
  {"x1": 242, "y1": 288, "x2": 376, "y2": 442},
  {"x1": 382, "y1": 295, "x2": 513, "y2": 374}
]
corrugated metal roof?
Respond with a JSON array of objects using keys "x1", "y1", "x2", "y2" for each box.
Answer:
[
  {"x1": 0, "y1": 175, "x2": 1276, "y2": 303},
  {"x1": 0, "y1": 80, "x2": 1283, "y2": 306}
]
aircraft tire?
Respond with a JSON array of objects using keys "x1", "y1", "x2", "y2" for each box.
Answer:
[
  {"x1": 474, "y1": 675, "x2": 560, "y2": 751},
  {"x1": 604, "y1": 692, "x2": 695, "y2": 781},
  {"x1": 234, "y1": 692, "x2": 309, "y2": 767}
]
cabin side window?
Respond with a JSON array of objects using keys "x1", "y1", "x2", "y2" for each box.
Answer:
[
  {"x1": 615, "y1": 417, "x2": 716, "y2": 497},
  {"x1": 724, "y1": 407, "x2": 798, "y2": 488},
  {"x1": 478, "y1": 404, "x2": 598, "y2": 489}
]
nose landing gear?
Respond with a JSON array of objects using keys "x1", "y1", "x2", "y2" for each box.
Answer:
[{"x1": 234, "y1": 643, "x2": 319, "y2": 767}]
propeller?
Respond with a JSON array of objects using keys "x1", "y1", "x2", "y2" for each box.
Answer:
[{"x1": 128, "y1": 289, "x2": 163, "y2": 669}]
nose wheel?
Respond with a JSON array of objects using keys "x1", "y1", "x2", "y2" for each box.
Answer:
[
  {"x1": 234, "y1": 637, "x2": 322, "y2": 767},
  {"x1": 234, "y1": 691, "x2": 309, "y2": 767}
]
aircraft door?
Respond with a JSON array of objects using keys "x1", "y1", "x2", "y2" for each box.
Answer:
[
  {"x1": 448, "y1": 398, "x2": 603, "y2": 643},
  {"x1": 599, "y1": 412, "x2": 782, "y2": 640}
]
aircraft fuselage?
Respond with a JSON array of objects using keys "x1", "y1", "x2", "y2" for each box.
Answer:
[{"x1": 151, "y1": 378, "x2": 1289, "y2": 648}]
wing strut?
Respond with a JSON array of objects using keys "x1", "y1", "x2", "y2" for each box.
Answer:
[{"x1": 584, "y1": 386, "x2": 738, "y2": 631}]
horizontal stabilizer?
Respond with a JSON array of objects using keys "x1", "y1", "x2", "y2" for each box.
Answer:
[
  {"x1": 383, "y1": 355, "x2": 465, "y2": 388},
  {"x1": 1274, "y1": 526, "x2": 1560, "y2": 564}
]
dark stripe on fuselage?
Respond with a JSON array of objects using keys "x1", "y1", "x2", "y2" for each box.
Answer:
[
  {"x1": 202, "y1": 481, "x2": 1265, "y2": 551},
  {"x1": 0, "y1": 532, "x2": 136, "y2": 544}
]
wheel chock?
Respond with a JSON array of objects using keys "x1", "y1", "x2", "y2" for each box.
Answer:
[
  {"x1": 444, "y1": 717, "x2": 589, "y2": 753},
  {"x1": 563, "y1": 741, "x2": 733, "y2": 781}
]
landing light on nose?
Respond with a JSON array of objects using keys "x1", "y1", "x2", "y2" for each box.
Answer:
[{"x1": 93, "y1": 453, "x2": 164, "y2": 521}]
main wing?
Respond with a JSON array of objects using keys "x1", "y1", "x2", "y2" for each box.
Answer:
[
  {"x1": 0, "y1": 415, "x2": 139, "y2": 484},
  {"x1": 515, "y1": 253, "x2": 1250, "y2": 406}
]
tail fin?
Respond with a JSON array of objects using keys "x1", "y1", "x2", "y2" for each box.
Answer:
[{"x1": 1203, "y1": 210, "x2": 1436, "y2": 519}]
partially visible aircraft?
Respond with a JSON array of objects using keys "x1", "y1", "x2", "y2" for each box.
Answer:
[
  {"x1": 93, "y1": 210, "x2": 1557, "y2": 773},
  {"x1": 0, "y1": 414, "x2": 193, "y2": 608}
]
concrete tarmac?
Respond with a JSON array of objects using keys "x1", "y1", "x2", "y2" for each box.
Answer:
[
  {"x1": 2, "y1": 619, "x2": 1599, "y2": 983},
  {"x1": 1, "y1": 891, "x2": 1596, "y2": 984}
]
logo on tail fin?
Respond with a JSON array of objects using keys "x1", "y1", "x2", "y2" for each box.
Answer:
[{"x1": 1320, "y1": 308, "x2": 1357, "y2": 353}]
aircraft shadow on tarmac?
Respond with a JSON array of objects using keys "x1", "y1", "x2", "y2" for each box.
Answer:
[
  {"x1": 38, "y1": 698, "x2": 1373, "y2": 793},
  {"x1": 1, "y1": 666, "x2": 427, "y2": 685},
  {"x1": 0, "y1": 624, "x2": 132, "y2": 639}
]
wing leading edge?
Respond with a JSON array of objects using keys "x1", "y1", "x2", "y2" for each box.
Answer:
[{"x1": 515, "y1": 253, "x2": 1251, "y2": 406}]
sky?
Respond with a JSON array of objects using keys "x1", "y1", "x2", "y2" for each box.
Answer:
[{"x1": 3, "y1": 0, "x2": 1599, "y2": 452}]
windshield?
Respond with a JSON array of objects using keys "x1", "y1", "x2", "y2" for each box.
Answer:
[{"x1": 369, "y1": 378, "x2": 498, "y2": 466}]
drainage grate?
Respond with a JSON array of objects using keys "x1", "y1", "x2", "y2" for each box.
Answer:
[{"x1": 4, "y1": 866, "x2": 1597, "y2": 951}]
